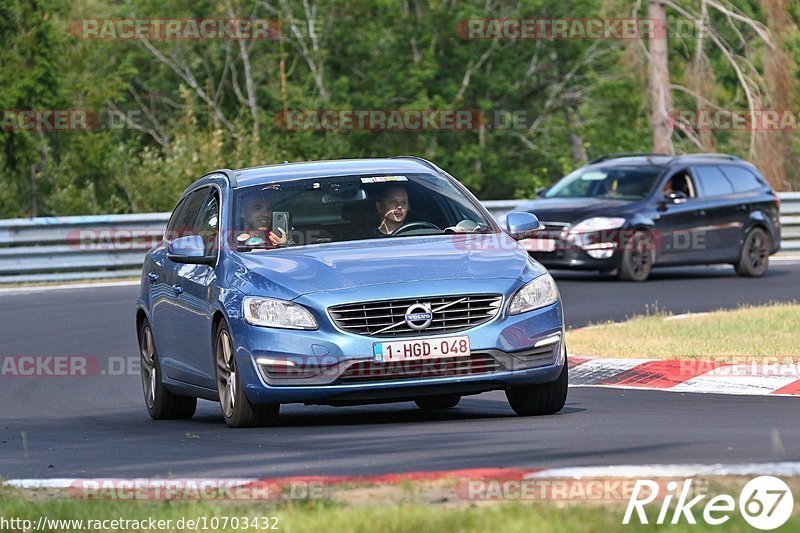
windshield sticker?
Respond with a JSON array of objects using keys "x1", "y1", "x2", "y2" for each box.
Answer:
[
  {"x1": 580, "y1": 171, "x2": 608, "y2": 181},
  {"x1": 361, "y1": 175, "x2": 407, "y2": 184}
]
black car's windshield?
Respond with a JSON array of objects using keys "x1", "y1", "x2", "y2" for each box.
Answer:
[
  {"x1": 232, "y1": 173, "x2": 494, "y2": 249},
  {"x1": 546, "y1": 166, "x2": 663, "y2": 200}
]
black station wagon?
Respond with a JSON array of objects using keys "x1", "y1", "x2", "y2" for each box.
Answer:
[{"x1": 517, "y1": 153, "x2": 781, "y2": 281}]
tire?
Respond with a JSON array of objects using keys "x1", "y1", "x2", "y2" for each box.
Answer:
[
  {"x1": 505, "y1": 360, "x2": 568, "y2": 416},
  {"x1": 415, "y1": 394, "x2": 461, "y2": 410},
  {"x1": 215, "y1": 321, "x2": 279, "y2": 428},
  {"x1": 139, "y1": 319, "x2": 197, "y2": 420},
  {"x1": 735, "y1": 227, "x2": 771, "y2": 277},
  {"x1": 618, "y1": 230, "x2": 654, "y2": 281}
]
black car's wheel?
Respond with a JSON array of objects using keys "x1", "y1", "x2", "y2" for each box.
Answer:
[
  {"x1": 618, "y1": 230, "x2": 654, "y2": 281},
  {"x1": 735, "y1": 227, "x2": 771, "y2": 277},
  {"x1": 505, "y1": 360, "x2": 568, "y2": 416},
  {"x1": 215, "y1": 321, "x2": 279, "y2": 428},
  {"x1": 415, "y1": 394, "x2": 461, "y2": 410},
  {"x1": 139, "y1": 319, "x2": 197, "y2": 420}
]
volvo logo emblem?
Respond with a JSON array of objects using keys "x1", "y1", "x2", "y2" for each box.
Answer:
[{"x1": 404, "y1": 303, "x2": 433, "y2": 331}]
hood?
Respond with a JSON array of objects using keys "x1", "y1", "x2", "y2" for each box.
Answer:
[
  {"x1": 231, "y1": 233, "x2": 541, "y2": 299},
  {"x1": 517, "y1": 197, "x2": 636, "y2": 224}
]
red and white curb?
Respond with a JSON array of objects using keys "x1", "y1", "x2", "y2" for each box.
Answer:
[
  {"x1": 5, "y1": 463, "x2": 800, "y2": 490},
  {"x1": 569, "y1": 356, "x2": 800, "y2": 396}
]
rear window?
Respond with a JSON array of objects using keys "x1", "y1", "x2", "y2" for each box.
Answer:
[
  {"x1": 719, "y1": 165, "x2": 763, "y2": 192},
  {"x1": 694, "y1": 166, "x2": 733, "y2": 197}
]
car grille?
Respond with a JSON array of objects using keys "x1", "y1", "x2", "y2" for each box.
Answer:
[
  {"x1": 328, "y1": 294, "x2": 503, "y2": 337},
  {"x1": 336, "y1": 353, "x2": 501, "y2": 384}
]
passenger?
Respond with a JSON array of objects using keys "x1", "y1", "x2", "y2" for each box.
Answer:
[{"x1": 238, "y1": 193, "x2": 287, "y2": 246}]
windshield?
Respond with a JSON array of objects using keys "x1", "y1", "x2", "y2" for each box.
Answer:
[
  {"x1": 546, "y1": 166, "x2": 663, "y2": 200},
  {"x1": 231, "y1": 173, "x2": 495, "y2": 250}
]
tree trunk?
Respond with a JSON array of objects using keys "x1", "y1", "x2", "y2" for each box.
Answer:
[{"x1": 648, "y1": 0, "x2": 674, "y2": 155}]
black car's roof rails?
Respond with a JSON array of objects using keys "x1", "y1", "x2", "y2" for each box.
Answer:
[
  {"x1": 588, "y1": 153, "x2": 669, "y2": 164},
  {"x1": 673, "y1": 153, "x2": 741, "y2": 161}
]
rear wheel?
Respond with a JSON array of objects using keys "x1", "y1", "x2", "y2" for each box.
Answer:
[
  {"x1": 139, "y1": 320, "x2": 197, "y2": 420},
  {"x1": 618, "y1": 230, "x2": 654, "y2": 281},
  {"x1": 505, "y1": 360, "x2": 568, "y2": 416},
  {"x1": 215, "y1": 322, "x2": 279, "y2": 428},
  {"x1": 415, "y1": 394, "x2": 461, "y2": 410},
  {"x1": 735, "y1": 227, "x2": 770, "y2": 277}
]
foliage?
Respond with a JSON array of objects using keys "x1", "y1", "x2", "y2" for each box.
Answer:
[{"x1": 0, "y1": 0, "x2": 797, "y2": 217}]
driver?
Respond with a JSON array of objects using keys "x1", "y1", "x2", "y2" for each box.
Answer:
[
  {"x1": 374, "y1": 185, "x2": 410, "y2": 236},
  {"x1": 238, "y1": 192, "x2": 288, "y2": 246}
]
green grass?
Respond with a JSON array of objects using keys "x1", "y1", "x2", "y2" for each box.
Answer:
[
  {"x1": 2, "y1": 488, "x2": 799, "y2": 532},
  {"x1": 566, "y1": 303, "x2": 800, "y2": 359}
]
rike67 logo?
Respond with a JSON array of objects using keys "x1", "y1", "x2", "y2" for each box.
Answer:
[{"x1": 624, "y1": 476, "x2": 794, "y2": 530}]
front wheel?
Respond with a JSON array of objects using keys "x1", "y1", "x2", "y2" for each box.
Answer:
[
  {"x1": 735, "y1": 227, "x2": 771, "y2": 277},
  {"x1": 215, "y1": 322, "x2": 279, "y2": 428},
  {"x1": 618, "y1": 230, "x2": 654, "y2": 281},
  {"x1": 139, "y1": 320, "x2": 197, "y2": 420},
  {"x1": 505, "y1": 360, "x2": 568, "y2": 416}
]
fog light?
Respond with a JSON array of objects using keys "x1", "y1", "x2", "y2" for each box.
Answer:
[
  {"x1": 256, "y1": 357, "x2": 326, "y2": 378},
  {"x1": 586, "y1": 249, "x2": 614, "y2": 259}
]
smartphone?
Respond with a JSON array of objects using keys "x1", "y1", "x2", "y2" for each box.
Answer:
[{"x1": 272, "y1": 211, "x2": 289, "y2": 243}]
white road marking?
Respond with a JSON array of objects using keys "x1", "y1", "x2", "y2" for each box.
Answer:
[
  {"x1": 0, "y1": 280, "x2": 139, "y2": 295},
  {"x1": 525, "y1": 462, "x2": 800, "y2": 479}
]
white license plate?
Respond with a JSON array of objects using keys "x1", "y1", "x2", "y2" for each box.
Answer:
[
  {"x1": 521, "y1": 238, "x2": 556, "y2": 252},
  {"x1": 373, "y1": 335, "x2": 471, "y2": 363}
]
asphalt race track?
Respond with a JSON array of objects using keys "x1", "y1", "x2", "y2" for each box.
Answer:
[{"x1": 1, "y1": 261, "x2": 799, "y2": 479}]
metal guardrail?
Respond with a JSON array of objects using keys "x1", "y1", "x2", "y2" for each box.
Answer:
[{"x1": 0, "y1": 195, "x2": 798, "y2": 283}]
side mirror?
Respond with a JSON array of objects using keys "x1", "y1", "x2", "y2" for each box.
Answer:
[
  {"x1": 506, "y1": 212, "x2": 544, "y2": 240},
  {"x1": 167, "y1": 235, "x2": 215, "y2": 265},
  {"x1": 664, "y1": 191, "x2": 688, "y2": 204}
]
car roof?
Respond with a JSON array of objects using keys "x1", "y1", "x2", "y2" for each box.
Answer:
[
  {"x1": 590, "y1": 153, "x2": 751, "y2": 169},
  {"x1": 234, "y1": 158, "x2": 438, "y2": 188},
  {"x1": 181, "y1": 158, "x2": 442, "y2": 196}
]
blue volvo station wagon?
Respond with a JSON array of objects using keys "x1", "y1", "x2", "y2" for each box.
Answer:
[{"x1": 136, "y1": 157, "x2": 567, "y2": 427}]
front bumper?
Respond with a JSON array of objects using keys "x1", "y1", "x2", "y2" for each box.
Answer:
[
  {"x1": 530, "y1": 248, "x2": 622, "y2": 270},
  {"x1": 228, "y1": 300, "x2": 564, "y2": 405}
]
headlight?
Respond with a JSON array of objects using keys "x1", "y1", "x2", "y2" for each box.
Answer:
[
  {"x1": 243, "y1": 297, "x2": 318, "y2": 329},
  {"x1": 508, "y1": 273, "x2": 559, "y2": 315},
  {"x1": 570, "y1": 217, "x2": 626, "y2": 233}
]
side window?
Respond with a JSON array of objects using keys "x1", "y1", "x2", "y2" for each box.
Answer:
[
  {"x1": 165, "y1": 197, "x2": 189, "y2": 241},
  {"x1": 719, "y1": 165, "x2": 762, "y2": 192},
  {"x1": 174, "y1": 189, "x2": 209, "y2": 239},
  {"x1": 195, "y1": 191, "x2": 220, "y2": 255},
  {"x1": 694, "y1": 165, "x2": 733, "y2": 197},
  {"x1": 662, "y1": 169, "x2": 697, "y2": 199}
]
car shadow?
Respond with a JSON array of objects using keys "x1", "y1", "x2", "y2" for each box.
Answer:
[
  {"x1": 186, "y1": 398, "x2": 586, "y2": 428},
  {"x1": 550, "y1": 264, "x2": 791, "y2": 282}
]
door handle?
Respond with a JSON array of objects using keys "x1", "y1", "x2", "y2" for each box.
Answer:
[
  {"x1": 171, "y1": 284, "x2": 183, "y2": 295},
  {"x1": 696, "y1": 209, "x2": 707, "y2": 217},
  {"x1": 148, "y1": 272, "x2": 159, "y2": 282}
]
